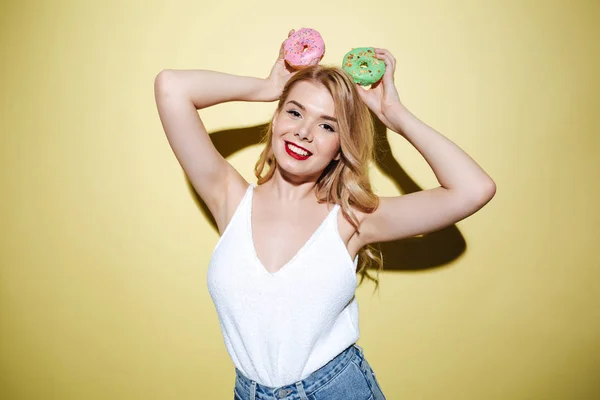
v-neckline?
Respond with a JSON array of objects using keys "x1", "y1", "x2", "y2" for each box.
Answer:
[{"x1": 248, "y1": 185, "x2": 338, "y2": 277}]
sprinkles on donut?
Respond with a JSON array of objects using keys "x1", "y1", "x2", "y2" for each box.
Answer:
[
  {"x1": 341, "y1": 47, "x2": 386, "y2": 86},
  {"x1": 283, "y1": 28, "x2": 326, "y2": 69}
]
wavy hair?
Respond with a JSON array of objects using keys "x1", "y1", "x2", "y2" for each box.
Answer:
[{"x1": 255, "y1": 65, "x2": 383, "y2": 288}]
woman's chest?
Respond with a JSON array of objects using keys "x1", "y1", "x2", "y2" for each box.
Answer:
[{"x1": 251, "y1": 206, "x2": 332, "y2": 274}]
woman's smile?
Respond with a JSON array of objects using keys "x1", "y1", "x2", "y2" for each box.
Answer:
[{"x1": 285, "y1": 141, "x2": 313, "y2": 160}]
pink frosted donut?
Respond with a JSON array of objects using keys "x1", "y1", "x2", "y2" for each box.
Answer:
[{"x1": 283, "y1": 28, "x2": 325, "y2": 69}]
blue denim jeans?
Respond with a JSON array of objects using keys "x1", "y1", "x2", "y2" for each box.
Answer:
[{"x1": 233, "y1": 344, "x2": 386, "y2": 400}]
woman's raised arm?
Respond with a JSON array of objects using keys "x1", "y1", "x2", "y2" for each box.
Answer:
[
  {"x1": 355, "y1": 48, "x2": 496, "y2": 245},
  {"x1": 154, "y1": 70, "x2": 268, "y2": 232},
  {"x1": 153, "y1": 35, "x2": 295, "y2": 232}
]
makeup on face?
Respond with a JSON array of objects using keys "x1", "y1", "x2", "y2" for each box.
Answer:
[{"x1": 274, "y1": 81, "x2": 341, "y2": 168}]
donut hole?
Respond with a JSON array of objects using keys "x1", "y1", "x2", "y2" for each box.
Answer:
[
  {"x1": 302, "y1": 44, "x2": 309, "y2": 53},
  {"x1": 360, "y1": 61, "x2": 369, "y2": 69}
]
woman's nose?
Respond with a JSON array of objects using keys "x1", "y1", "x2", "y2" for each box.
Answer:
[{"x1": 295, "y1": 124, "x2": 312, "y2": 142}]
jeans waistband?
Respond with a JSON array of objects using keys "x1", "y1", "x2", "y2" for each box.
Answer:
[{"x1": 235, "y1": 344, "x2": 364, "y2": 399}]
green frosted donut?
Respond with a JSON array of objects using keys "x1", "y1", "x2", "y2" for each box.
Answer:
[{"x1": 341, "y1": 47, "x2": 385, "y2": 86}]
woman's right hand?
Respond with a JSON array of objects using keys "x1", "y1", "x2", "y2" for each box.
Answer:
[{"x1": 263, "y1": 30, "x2": 297, "y2": 101}]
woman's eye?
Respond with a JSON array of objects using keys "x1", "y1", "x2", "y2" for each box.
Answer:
[
  {"x1": 286, "y1": 110, "x2": 301, "y2": 118},
  {"x1": 321, "y1": 124, "x2": 335, "y2": 132}
]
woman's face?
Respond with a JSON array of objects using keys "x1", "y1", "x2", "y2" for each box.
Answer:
[{"x1": 271, "y1": 81, "x2": 341, "y2": 181}]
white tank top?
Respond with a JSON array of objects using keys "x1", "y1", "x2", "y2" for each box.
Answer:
[{"x1": 207, "y1": 183, "x2": 359, "y2": 387}]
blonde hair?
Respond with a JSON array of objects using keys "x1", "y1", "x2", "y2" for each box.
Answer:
[{"x1": 255, "y1": 65, "x2": 383, "y2": 288}]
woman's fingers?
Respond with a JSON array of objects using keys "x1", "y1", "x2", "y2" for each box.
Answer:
[
  {"x1": 278, "y1": 29, "x2": 295, "y2": 59},
  {"x1": 374, "y1": 48, "x2": 396, "y2": 84},
  {"x1": 374, "y1": 48, "x2": 396, "y2": 68}
]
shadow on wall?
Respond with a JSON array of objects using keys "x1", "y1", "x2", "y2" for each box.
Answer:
[{"x1": 186, "y1": 117, "x2": 466, "y2": 272}]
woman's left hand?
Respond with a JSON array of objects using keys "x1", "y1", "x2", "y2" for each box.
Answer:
[{"x1": 356, "y1": 48, "x2": 403, "y2": 131}]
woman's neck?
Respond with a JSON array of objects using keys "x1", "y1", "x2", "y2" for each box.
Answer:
[{"x1": 260, "y1": 171, "x2": 318, "y2": 203}]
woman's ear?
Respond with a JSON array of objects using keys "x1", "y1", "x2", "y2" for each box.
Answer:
[{"x1": 333, "y1": 150, "x2": 342, "y2": 161}]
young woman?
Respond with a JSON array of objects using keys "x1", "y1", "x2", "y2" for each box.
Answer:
[{"x1": 154, "y1": 33, "x2": 495, "y2": 400}]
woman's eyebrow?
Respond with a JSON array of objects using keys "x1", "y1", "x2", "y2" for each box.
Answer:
[{"x1": 286, "y1": 100, "x2": 338, "y2": 123}]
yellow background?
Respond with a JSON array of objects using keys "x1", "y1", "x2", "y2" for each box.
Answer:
[{"x1": 1, "y1": 0, "x2": 599, "y2": 398}]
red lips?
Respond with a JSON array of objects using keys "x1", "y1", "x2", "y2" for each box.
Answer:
[{"x1": 284, "y1": 141, "x2": 312, "y2": 161}]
